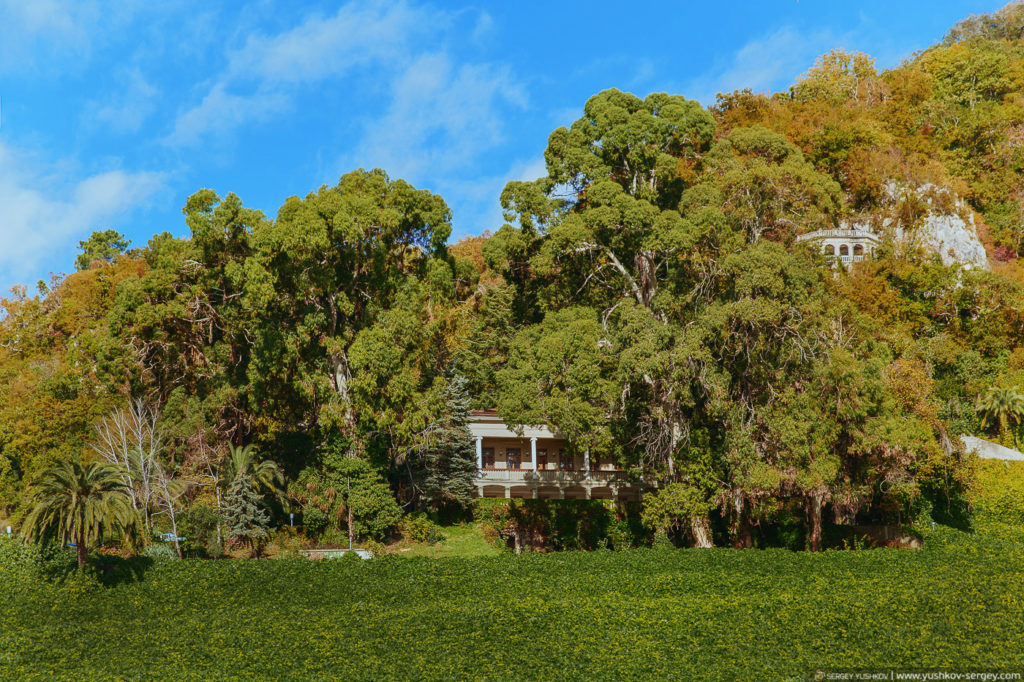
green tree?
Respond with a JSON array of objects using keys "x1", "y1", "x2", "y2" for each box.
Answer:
[
  {"x1": 244, "y1": 169, "x2": 451, "y2": 433},
  {"x1": 224, "y1": 444, "x2": 284, "y2": 501},
  {"x1": 409, "y1": 374, "x2": 478, "y2": 510},
  {"x1": 641, "y1": 478, "x2": 717, "y2": 547},
  {"x1": 223, "y1": 473, "x2": 270, "y2": 557},
  {"x1": 75, "y1": 229, "x2": 131, "y2": 271},
  {"x1": 291, "y1": 455, "x2": 402, "y2": 544},
  {"x1": 700, "y1": 125, "x2": 842, "y2": 243},
  {"x1": 22, "y1": 460, "x2": 136, "y2": 568},
  {"x1": 497, "y1": 307, "x2": 617, "y2": 454}
]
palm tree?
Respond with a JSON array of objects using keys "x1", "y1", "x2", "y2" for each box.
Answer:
[
  {"x1": 977, "y1": 385, "x2": 1024, "y2": 446},
  {"x1": 225, "y1": 444, "x2": 285, "y2": 499},
  {"x1": 22, "y1": 460, "x2": 137, "y2": 569}
]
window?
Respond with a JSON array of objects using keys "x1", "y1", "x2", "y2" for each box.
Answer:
[
  {"x1": 853, "y1": 244, "x2": 864, "y2": 256},
  {"x1": 824, "y1": 244, "x2": 835, "y2": 256},
  {"x1": 536, "y1": 449, "x2": 548, "y2": 470},
  {"x1": 559, "y1": 449, "x2": 574, "y2": 471},
  {"x1": 506, "y1": 448, "x2": 521, "y2": 470},
  {"x1": 839, "y1": 244, "x2": 849, "y2": 256},
  {"x1": 482, "y1": 448, "x2": 494, "y2": 468}
]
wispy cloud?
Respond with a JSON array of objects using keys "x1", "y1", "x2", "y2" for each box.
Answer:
[
  {"x1": 686, "y1": 26, "x2": 838, "y2": 105},
  {"x1": 167, "y1": 0, "x2": 529, "y2": 239},
  {"x1": 434, "y1": 156, "x2": 548, "y2": 239},
  {"x1": 167, "y1": 1, "x2": 443, "y2": 146},
  {"x1": 168, "y1": 84, "x2": 290, "y2": 147},
  {"x1": 0, "y1": 0, "x2": 142, "y2": 73},
  {"x1": 0, "y1": 141, "x2": 165, "y2": 290},
  {"x1": 345, "y1": 53, "x2": 527, "y2": 179},
  {"x1": 225, "y1": 2, "x2": 431, "y2": 85},
  {"x1": 87, "y1": 68, "x2": 161, "y2": 134}
]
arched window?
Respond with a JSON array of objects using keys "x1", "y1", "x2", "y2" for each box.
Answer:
[
  {"x1": 839, "y1": 244, "x2": 849, "y2": 256},
  {"x1": 823, "y1": 244, "x2": 835, "y2": 256},
  {"x1": 853, "y1": 244, "x2": 864, "y2": 256}
]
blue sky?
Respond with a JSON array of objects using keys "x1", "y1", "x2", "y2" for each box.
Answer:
[{"x1": 0, "y1": 0, "x2": 1009, "y2": 292}]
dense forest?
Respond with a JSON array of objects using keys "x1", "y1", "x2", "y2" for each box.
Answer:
[{"x1": 5, "y1": 4, "x2": 1024, "y2": 555}]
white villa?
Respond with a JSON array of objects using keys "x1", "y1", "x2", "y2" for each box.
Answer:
[
  {"x1": 796, "y1": 227, "x2": 880, "y2": 265},
  {"x1": 468, "y1": 410, "x2": 645, "y2": 501}
]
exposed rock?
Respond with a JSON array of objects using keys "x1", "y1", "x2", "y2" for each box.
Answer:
[
  {"x1": 844, "y1": 183, "x2": 990, "y2": 270},
  {"x1": 961, "y1": 434, "x2": 1024, "y2": 461}
]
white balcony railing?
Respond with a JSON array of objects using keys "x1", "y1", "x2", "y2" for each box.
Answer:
[{"x1": 476, "y1": 468, "x2": 634, "y2": 485}]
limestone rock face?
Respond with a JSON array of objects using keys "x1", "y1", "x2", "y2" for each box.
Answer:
[
  {"x1": 912, "y1": 211, "x2": 989, "y2": 269},
  {"x1": 854, "y1": 183, "x2": 991, "y2": 270}
]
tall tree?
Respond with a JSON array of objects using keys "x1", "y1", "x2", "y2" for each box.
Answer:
[
  {"x1": 223, "y1": 473, "x2": 270, "y2": 558},
  {"x1": 408, "y1": 374, "x2": 479, "y2": 510},
  {"x1": 977, "y1": 385, "x2": 1024, "y2": 446},
  {"x1": 75, "y1": 230, "x2": 131, "y2": 271},
  {"x1": 243, "y1": 169, "x2": 451, "y2": 434}
]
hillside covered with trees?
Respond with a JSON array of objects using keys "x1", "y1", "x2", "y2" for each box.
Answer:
[{"x1": 4, "y1": 4, "x2": 1024, "y2": 555}]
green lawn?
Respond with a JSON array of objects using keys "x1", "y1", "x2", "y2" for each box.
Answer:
[
  {"x1": 394, "y1": 522, "x2": 500, "y2": 559},
  {"x1": 1, "y1": 526, "x2": 1022, "y2": 681}
]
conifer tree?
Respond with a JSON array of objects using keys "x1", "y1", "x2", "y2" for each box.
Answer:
[
  {"x1": 413, "y1": 375, "x2": 478, "y2": 510},
  {"x1": 223, "y1": 473, "x2": 270, "y2": 557}
]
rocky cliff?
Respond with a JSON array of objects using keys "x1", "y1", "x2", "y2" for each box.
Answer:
[{"x1": 848, "y1": 183, "x2": 990, "y2": 270}]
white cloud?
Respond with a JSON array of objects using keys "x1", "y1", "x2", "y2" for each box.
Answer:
[
  {"x1": 167, "y1": 83, "x2": 290, "y2": 147},
  {"x1": 345, "y1": 53, "x2": 527, "y2": 179},
  {"x1": 0, "y1": 0, "x2": 142, "y2": 73},
  {"x1": 168, "y1": 1, "x2": 442, "y2": 146},
  {"x1": 89, "y1": 68, "x2": 161, "y2": 134},
  {"x1": 471, "y1": 11, "x2": 494, "y2": 45},
  {"x1": 226, "y1": 1, "x2": 431, "y2": 85},
  {"x1": 686, "y1": 26, "x2": 837, "y2": 105},
  {"x1": 0, "y1": 140, "x2": 165, "y2": 290},
  {"x1": 436, "y1": 156, "x2": 547, "y2": 239}
]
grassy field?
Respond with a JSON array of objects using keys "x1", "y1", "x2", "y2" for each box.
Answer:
[{"x1": 1, "y1": 526, "x2": 1023, "y2": 681}]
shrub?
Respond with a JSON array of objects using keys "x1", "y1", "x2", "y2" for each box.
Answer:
[
  {"x1": 475, "y1": 499, "x2": 649, "y2": 551},
  {"x1": 142, "y1": 543, "x2": 178, "y2": 561},
  {"x1": 0, "y1": 536, "x2": 76, "y2": 582},
  {"x1": 302, "y1": 506, "x2": 329, "y2": 536},
  {"x1": 291, "y1": 459, "x2": 402, "y2": 542},
  {"x1": 401, "y1": 514, "x2": 444, "y2": 544},
  {"x1": 180, "y1": 503, "x2": 221, "y2": 555},
  {"x1": 972, "y1": 460, "x2": 1024, "y2": 525}
]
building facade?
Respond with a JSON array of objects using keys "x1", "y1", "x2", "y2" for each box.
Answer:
[
  {"x1": 468, "y1": 410, "x2": 645, "y2": 501},
  {"x1": 796, "y1": 228, "x2": 880, "y2": 266}
]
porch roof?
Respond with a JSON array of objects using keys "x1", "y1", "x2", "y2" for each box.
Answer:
[{"x1": 469, "y1": 410, "x2": 560, "y2": 440}]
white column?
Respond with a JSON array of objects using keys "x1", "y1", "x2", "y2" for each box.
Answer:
[
  {"x1": 584, "y1": 448, "x2": 591, "y2": 480},
  {"x1": 531, "y1": 437, "x2": 538, "y2": 472},
  {"x1": 475, "y1": 436, "x2": 483, "y2": 471}
]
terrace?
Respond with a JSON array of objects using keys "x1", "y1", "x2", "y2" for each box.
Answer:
[{"x1": 469, "y1": 410, "x2": 646, "y2": 501}]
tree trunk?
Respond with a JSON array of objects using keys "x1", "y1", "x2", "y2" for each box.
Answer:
[
  {"x1": 215, "y1": 484, "x2": 224, "y2": 546},
  {"x1": 690, "y1": 515, "x2": 713, "y2": 548},
  {"x1": 731, "y1": 496, "x2": 754, "y2": 549},
  {"x1": 169, "y1": 506, "x2": 183, "y2": 560},
  {"x1": 807, "y1": 495, "x2": 824, "y2": 552},
  {"x1": 76, "y1": 531, "x2": 88, "y2": 569}
]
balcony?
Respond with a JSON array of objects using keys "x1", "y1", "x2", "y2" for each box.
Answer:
[{"x1": 476, "y1": 467, "x2": 635, "y2": 485}]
